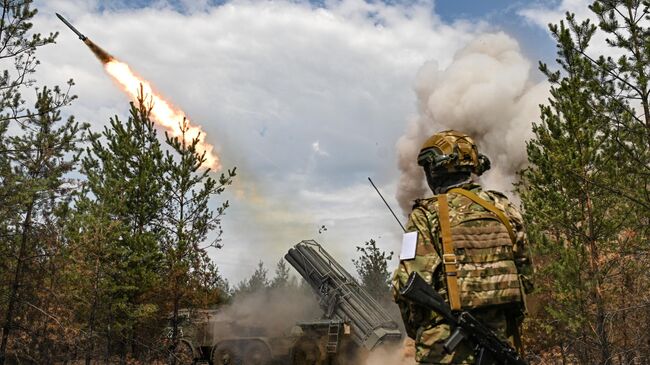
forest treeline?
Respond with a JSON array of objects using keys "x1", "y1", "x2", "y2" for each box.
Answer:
[{"x1": 0, "y1": 1, "x2": 649, "y2": 365}]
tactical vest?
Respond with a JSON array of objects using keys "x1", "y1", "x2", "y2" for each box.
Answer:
[{"x1": 436, "y1": 188, "x2": 523, "y2": 310}]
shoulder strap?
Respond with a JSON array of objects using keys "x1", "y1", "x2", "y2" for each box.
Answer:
[
  {"x1": 437, "y1": 194, "x2": 462, "y2": 311},
  {"x1": 448, "y1": 188, "x2": 517, "y2": 245}
]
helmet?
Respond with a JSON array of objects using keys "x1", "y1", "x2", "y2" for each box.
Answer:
[{"x1": 417, "y1": 130, "x2": 490, "y2": 176}]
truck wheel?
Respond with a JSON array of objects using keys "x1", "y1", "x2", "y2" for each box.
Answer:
[
  {"x1": 169, "y1": 340, "x2": 195, "y2": 365},
  {"x1": 212, "y1": 343, "x2": 244, "y2": 365},
  {"x1": 291, "y1": 338, "x2": 321, "y2": 365},
  {"x1": 245, "y1": 341, "x2": 271, "y2": 365}
]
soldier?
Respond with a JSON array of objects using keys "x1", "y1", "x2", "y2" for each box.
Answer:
[{"x1": 392, "y1": 130, "x2": 533, "y2": 364}]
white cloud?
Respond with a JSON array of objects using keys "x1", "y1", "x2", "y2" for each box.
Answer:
[
  {"x1": 32, "y1": 0, "x2": 489, "y2": 280},
  {"x1": 311, "y1": 140, "x2": 329, "y2": 156}
]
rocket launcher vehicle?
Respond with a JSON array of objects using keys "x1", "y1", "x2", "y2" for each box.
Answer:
[{"x1": 285, "y1": 240, "x2": 402, "y2": 350}]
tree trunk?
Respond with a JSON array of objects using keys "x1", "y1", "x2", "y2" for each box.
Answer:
[
  {"x1": 86, "y1": 257, "x2": 101, "y2": 365},
  {"x1": 0, "y1": 204, "x2": 33, "y2": 364},
  {"x1": 171, "y1": 181, "x2": 185, "y2": 365},
  {"x1": 594, "y1": 297, "x2": 610, "y2": 365},
  {"x1": 119, "y1": 326, "x2": 127, "y2": 365},
  {"x1": 42, "y1": 255, "x2": 61, "y2": 365},
  {"x1": 579, "y1": 329, "x2": 589, "y2": 363},
  {"x1": 105, "y1": 303, "x2": 112, "y2": 365},
  {"x1": 171, "y1": 286, "x2": 180, "y2": 365},
  {"x1": 585, "y1": 193, "x2": 611, "y2": 365}
]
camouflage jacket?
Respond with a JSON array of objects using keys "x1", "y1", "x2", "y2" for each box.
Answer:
[{"x1": 391, "y1": 183, "x2": 533, "y2": 363}]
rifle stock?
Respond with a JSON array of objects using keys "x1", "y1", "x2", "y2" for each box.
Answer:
[{"x1": 400, "y1": 272, "x2": 528, "y2": 365}]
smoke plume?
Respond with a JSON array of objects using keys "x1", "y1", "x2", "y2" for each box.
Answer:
[
  {"x1": 83, "y1": 39, "x2": 113, "y2": 64},
  {"x1": 212, "y1": 286, "x2": 322, "y2": 338},
  {"x1": 367, "y1": 338, "x2": 417, "y2": 365},
  {"x1": 395, "y1": 32, "x2": 549, "y2": 214},
  {"x1": 211, "y1": 285, "x2": 416, "y2": 364}
]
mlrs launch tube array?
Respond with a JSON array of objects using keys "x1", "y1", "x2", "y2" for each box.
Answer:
[{"x1": 285, "y1": 240, "x2": 402, "y2": 350}]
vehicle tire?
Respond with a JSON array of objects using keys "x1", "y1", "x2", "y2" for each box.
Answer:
[
  {"x1": 244, "y1": 341, "x2": 271, "y2": 365},
  {"x1": 291, "y1": 338, "x2": 321, "y2": 365},
  {"x1": 212, "y1": 342, "x2": 244, "y2": 365},
  {"x1": 331, "y1": 339, "x2": 362, "y2": 365},
  {"x1": 169, "y1": 339, "x2": 195, "y2": 365}
]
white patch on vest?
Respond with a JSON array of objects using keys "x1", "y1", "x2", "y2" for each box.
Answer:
[{"x1": 399, "y1": 231, "x2": 418, "y2": 260}]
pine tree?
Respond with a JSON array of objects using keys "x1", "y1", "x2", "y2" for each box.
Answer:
[
  {"x1": 520, "y1": 2, "x2": 650, "y2": 362},
  {"x1": 352, "y1": 239, "x2": 393, "y2": 303},
  {"x1": 0, "y1": 86, "x2": 86, "y2": 364},
  {"x1": 159, "y1": 118, "x2": 234, "y2": 364},
  {"x1": 236, "y1": 261, "x2": 270, "y2": 295},
  {"x1": 0, "y1": 2, "x2": 83, "y2": 363},
  {"x1": 80, "y1": 94, "x2": 167, "y2": 363},
  {"x1": 66, "y1": 196, "x2": 126, "y2": 364},
  {"x1": 271, "y1": 259, "x2": 291, "y2": 289},
  {"x1": 0, "y1": 0, "x2": 58, "y2": 124}
]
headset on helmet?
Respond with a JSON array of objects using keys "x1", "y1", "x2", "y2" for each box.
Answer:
[{"x1": 417, "y1": 130, "x2": 491, "y2": 176}]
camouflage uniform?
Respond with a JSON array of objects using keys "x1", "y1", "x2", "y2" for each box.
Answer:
[{"x1": 391, "y1": 183, "x2": 533, "y2": 364}]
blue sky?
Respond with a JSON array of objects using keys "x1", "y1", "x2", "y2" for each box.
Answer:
[
  {"x1": 36, "y1": 0, "x2": 582, "y2": 281},
  {"x1": 436, "y1": 0, "x2": 559, "y2": 68}
]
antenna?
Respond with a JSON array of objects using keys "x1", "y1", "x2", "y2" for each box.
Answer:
[{"x1": 368, "y1": 177, "x2": 406, "y2": 233}]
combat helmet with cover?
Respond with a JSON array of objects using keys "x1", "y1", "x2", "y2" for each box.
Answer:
[{"x1": 417, "y1": 130, "x2": 490, "y2": 176}]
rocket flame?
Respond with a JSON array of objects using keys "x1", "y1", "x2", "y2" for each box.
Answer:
[{"x1": 104, "y1": 59, "x2": 221, "y2": 170}]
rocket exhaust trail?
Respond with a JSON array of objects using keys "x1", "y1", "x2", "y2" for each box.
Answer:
[
  {"x1": 55, "y1": 13, "x2": 221, "y2": 170},
  {"x1": 83, "y1": 39, "x2": 114, "y2": 64}
]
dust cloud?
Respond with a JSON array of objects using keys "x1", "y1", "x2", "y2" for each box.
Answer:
[
  {"x1": 211, "y1": 286, "x2": 321, "y2": 338},
  {"x1": 367, "y1": 338, "x2": 417, "y2": 365},
  {"x1": 210, "y1": 285, "x2": 416, "y2": 364},
  {"x1": 395, "y1": 32, "x2": 549, "y2": 214}
]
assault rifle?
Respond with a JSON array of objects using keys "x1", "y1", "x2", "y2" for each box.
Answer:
[{"x1": 400, "y1": 272, "x2": 528, "y2": 365}]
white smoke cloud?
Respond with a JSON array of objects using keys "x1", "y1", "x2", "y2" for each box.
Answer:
[
  {"x1": 212, "y1": 286, "x2": 321, "y2": 338},
  {"x1": 395, "y1": 32, "x2": 550, "y2": 213},
  {"x1": 367, "y1": 338, "x2": 417, "y2": 365}
]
